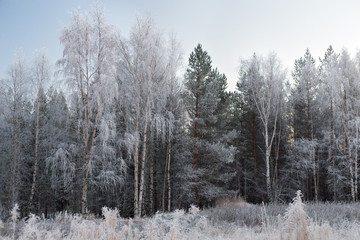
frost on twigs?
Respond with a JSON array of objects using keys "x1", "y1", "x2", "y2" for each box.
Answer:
[{"x1": 283, "y1": 190, "x2": 310, "y2": 240}]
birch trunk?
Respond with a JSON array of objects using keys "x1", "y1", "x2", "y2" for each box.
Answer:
[
  {"x1": 133, "y1": 97, "x2": 140, "y2": 217},
  {"x1": 248, "y1": 55, "x2": 282, "y2": 201},
  {"x1": 162, "y1": 120, "x2": 173, "y2": 212},
  {"x1": 10, "y1": 125, "x2": 21, "y2": 206},
  {"x1": 133, "y1": 141, "x2": 140, "y2": 217},
  {"x1": 330, "y1": 100, "x2": 336, "y2": 201},
  {"x1": 138, "y1": 119, "x2": 148, "y2": 216},
  {"x1": 312, "y1": 145, "x2": 318, "y2": 203},
  {"x1": 29, "y1": 88, "x2": 41, "y2": 208},
  {"x1": 162, "y1": 150, "x2": 168, "y2": 212},
  {"x1": 167, "y1": 134, "x2": 172, "y2": 212},
  {"x1": 81, "y1": 108, "x2": 98, "y2": 214},
  {"x1": 355, "y1": 122, "x2": 358, "y2": 201},
  {"x1": 350, "y1": 151, "x2": 355, "y2": 201},
  {"x1": 150, "y1": 153, "x2": 154, "y2": 214},
  {"x1": 265, "y1": 128, "x2": 271, "y2": 200}
]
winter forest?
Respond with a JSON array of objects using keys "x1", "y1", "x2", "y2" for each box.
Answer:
[{"x1": 3, "y1": 5, "x2": 360, "y2": 239}]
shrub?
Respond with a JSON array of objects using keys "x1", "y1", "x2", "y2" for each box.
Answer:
[{"x1": 283, "y1": 190, "x2": 309, "y2": 240}]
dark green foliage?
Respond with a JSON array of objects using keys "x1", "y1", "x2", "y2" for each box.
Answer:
[{"x1": 184, "y1": 44, "x2": 236, "y2": 206}]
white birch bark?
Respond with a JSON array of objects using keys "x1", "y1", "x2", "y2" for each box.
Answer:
[{"x1": 245, "y1": 54, "x2": 284, "y2": 200}]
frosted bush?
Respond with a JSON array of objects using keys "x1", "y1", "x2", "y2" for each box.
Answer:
[
  {"x1": 101, "y1": 206, "x2": 119, "y2": 239},
  {"x1": 18, "y1": 214, "x2": 40, "y2": 240},
  {"x1": 141, "y1": 212, "x2": 166, "y2": 240},
  {"x1": 67, "y1": 216, "x2": 101, "y2": 240},
  {"x1": 283, "y1": 190, "x2": 310, "y2": 240},
  {"x1": 164, "y1": 210, "x2": 183, "y2": 240}
]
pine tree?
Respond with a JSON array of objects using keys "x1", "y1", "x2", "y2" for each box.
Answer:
[{"x1": 184, "y1": 44, "x2": 235, "y2": 206}]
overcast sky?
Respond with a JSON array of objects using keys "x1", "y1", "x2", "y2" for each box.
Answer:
[{"x1": 2, "y1": 0, "x2": 360, "y2": 90}]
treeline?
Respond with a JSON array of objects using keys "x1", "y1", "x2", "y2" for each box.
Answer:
[{"x1": 1, "y1": 7, "x2": 360, "y2": 218}]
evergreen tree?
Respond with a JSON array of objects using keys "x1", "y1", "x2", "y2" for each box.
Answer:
[
  {"x1": 45, "y1": 88, "x2": 74, "y2": 213},
  {"x1": 184, "y1": 44, "x2": 236, "y2": 206}
]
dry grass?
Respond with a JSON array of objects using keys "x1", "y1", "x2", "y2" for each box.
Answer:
[
  {"x1": 214, "y1": 196, "x2": 251, "y2": 208},
  {"x1": 2, "y1": 193, "x2": 360, "y2": 239}
]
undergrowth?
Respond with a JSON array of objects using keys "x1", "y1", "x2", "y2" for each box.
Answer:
[{"x1": 2, "y1": 191, "x2": 360, "y2": 239}]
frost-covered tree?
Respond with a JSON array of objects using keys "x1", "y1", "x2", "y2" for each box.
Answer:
[
  {"x1": 335, "y1": 49, "x2": 360, "y2": 201},
  {"x1": 117, "y1": 17, "x2": 182, "y2": 217},
  {"x1": 238, "y1": 53, "x2": 285, "y2": 200},
  {"x1": 318, "y1": 46, "x2": 342, "y2": 200},
  {"x1": 287, "y1": 49, "x2": 321, "y2": 202},
  {"x1": 29, "y1": 51, "x2": 50, "y2": 211},
  {"x1": 1, "y1": 52, "x2": 32, "y2": 211},
  {"x1": 184, "y1": 44, "x2": 236, "y2": 206},
  {"x1": 45, "y1": 88, "x2": 74, "y2": 212},
  {"x1": 57, "y1": 6, "x2": 120, "y2": 214},
  {"x1": 286, "y1": 138, "x2": 319, "y2": 201},
  {"x1": 159, "y1": 37, "x2": 183, "y2": 212},
  {"x1": 291, "y1": 49, "x2": 319, "y2": 140}
]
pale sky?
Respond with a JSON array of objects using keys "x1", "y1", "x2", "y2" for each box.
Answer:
[{"x1": 2, "y1": 0, "x2": 360, "y2": 90}]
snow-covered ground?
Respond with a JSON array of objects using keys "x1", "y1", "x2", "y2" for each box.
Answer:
[{"x1": 1, "y1": 193, "x2": 360, "y2": 239}]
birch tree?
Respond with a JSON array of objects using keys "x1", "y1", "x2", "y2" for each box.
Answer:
[
  {"x1": 238, "y1": 53, "x2": 285, "y2": 200},
  {"x1": 29, "y1": 51, "x2": 50, "y2": 210},
  {"x1": 57, "y1": 6, "x2": 119, "y2": 214},
  {"x1": 117, "y1": 17, "x2": 182, "y2": 217},
  {"x1": 318, "y1": 46, "x2": 341, "y2": 200},
  {"x1": 338, "y1": 49, "x2": 360, "y2": 201},
  {"x1": 160, "y1": 36, "x2": 182, "y2": 212}
]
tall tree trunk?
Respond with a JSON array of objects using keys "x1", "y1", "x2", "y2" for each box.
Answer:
[
  {"x1": 10, "y1": 124, "x2": 21, "y2": 207},
  {"x1": 133, "y1": 92, "x2": 141, "y2": 217},
  {"x1": 162, "y1": 150, "x2": 168, "y2": 212},
  {"x1": 29, "y1": 89, "x2": 41, "y2": 209},
  {"x1": 81, "y1": 110, "x2": 98, "y2": 214},
  {"x1": 244, "y1": 159, "x2": 247, "y2": 200},
  {"x1": 193, "y1": 91, "x2": 200, "y2": 204},
  {"x1": 355, "y1": 121, "x2": 359, "y2": 201},
  {"x1": 149, "y1": 140, "x2": 154, "y2": 214},
  {"x1": 251, "y1": 113, "x2": 258, "y2": 185},
  {"x1": 330, "y1": 100, "x2": 336, "y2": 201},
  {"x1": 167, "y1": 130, "x2": 172, "y2": 212},
  {"x1": 81, "y1": 155, "x2": 89, "y2": 214},
  {"x1": 264, "y1": 121, "x2": 271, "y2": 200},
  {"x1": 133, "y1": 106, "x2": 140, "y2": 217},
  {"x1": 81, "y1": 109, "x2": 89, "y2": 214},
  {"x1": 133, "y1": 142, "x2": 139, "y2": 217},
  {"x1": 312, "y1": 145, "x2": 318, "y2": 203},
  {"x1": 265, "y1": 110, "x2": 278, "y2": 201},
  {"x1": 273, "y1": 121, "x2": 281, "y2": 198},
  {"x1": 162, "y1": 124, "x2": 172, "y2": 212},
  {"x1": 138, "y1": 120, "x2": 148, "y2": 216},
  {"x1": 149, "y1": 160, "x2": 154, "y2": 213},
  {"x1": 350, "y1": 149, "x2": 355, "y2": 201}
]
